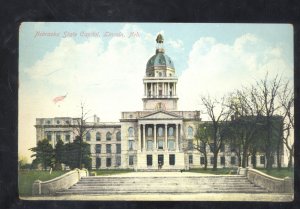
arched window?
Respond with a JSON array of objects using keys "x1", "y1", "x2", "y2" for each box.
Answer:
[
  {"x1": 128, "y1": 127, "x2": 134, "y2": 137},
  {"x1": 168, "y1": 127, "x2": 174, "y2": 136},
  {"x1": 86, "y1": 132, "x2": 91, "y2": 141},
  {"x1": 158, "y1": 127, "x2": 163, "y2": 137},
  {"x1": 116, "y1": 131, "x2": 121, "y2": 141},
  {"x1": 106, "y1": 132, "x2": 112, "y2": 141},
  {"x1": 147, "y1": 127, "x2": 153, "y2": 136},
  {"x1": 188, "y1": 126, "x2": 193, "y2": 137},
  {"x1": 96, "y1": 132, "x2": 101, "y2": 141}
]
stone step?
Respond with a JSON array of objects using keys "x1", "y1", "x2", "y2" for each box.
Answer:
[
  {"x1": 56, "y1": 175, "x2": 269, "y2": 195},
  {"x1": 57, "y1": 189, "x2": 269, "y2": 195},
  {"x1": 75, "y1": 182, "x2": 253, "y2": 186}
]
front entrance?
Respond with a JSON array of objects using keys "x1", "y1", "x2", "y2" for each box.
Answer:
[{"x1": 158, "y1": 154, "x2": 164, "y2": 169}]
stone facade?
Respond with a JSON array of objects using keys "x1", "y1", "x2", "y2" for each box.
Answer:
[{"x1": 34, "y1": 34, "x2": 283, "y2": 170}]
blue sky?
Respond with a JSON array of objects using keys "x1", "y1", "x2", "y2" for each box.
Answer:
[{"x1": 19, "y1": 23, "x2": 293, "y2": 161}]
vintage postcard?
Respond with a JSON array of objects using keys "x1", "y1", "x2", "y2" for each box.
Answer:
[{"x1": 18, "y1": 23, "x2": 294, "y2": 201}]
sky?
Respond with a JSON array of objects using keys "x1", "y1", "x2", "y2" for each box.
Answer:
[{"x1": 19, "y1": 23, "x2": 293, "y2": 162}]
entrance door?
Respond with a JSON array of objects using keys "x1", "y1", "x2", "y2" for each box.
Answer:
[{"x1": 158, "y1": 155, "x2": 164, "y2": 169}]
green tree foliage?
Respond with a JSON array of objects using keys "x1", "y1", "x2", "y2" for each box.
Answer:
[
  {"x1": 29, "y1": 139, "x2": 54, "y2": 170},
  {"x1": 54, "y1": 139, "x2": 65, "y2": 170},
  {"x1": 62, "y1": 137, "x2": 92, "y2": 170}
]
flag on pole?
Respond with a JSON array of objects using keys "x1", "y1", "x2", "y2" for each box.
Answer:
[{"x1": 53, "y1": 94, "x2": 67, "y2": 104}]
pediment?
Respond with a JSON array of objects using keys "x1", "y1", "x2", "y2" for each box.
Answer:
[{"x1": 140, "y1": 111, "x2": 181, "y2": 120}]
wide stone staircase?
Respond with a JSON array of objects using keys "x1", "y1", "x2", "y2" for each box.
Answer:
[{"x1": 56, "y1": 174, "x2": 269, "y2": 195}]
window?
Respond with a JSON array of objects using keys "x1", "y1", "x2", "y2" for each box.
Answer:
[
  {"x1": 47, "y1": 120, "x2": 51, "y2": 125},
  {"x1": 147, "y1": 155, "x2": 153, "y2": 166},
  {"x1": 210, "y1": 157, "x2": 215, "y2": 165},
  {"x1": 116, "y1": 144, "x2": 121, "y2": 154},
  {"x1": 158, "y1": 140, "x2": 164, "y2": 150},
  {"x1": 220, "y1": 144, "x2": 225, "y2": 152},
  {"x1": 251, "y1": 155, "x2": 256, "y2": 165},
  {"x1": 106, "y1": 158, "x2": 111, "y2": 167},
  {"x1": 147, "y1": 127, "x2": 153, "y2": 136},
  {"x1": 96, "y1": 157, "x2": 101, "y2": 169},
  {"x1": 65, "y1": 120, "x2": 70, "y2": 125},
  {"x1": 188, "y1": 127, "x2": 193, "y2": 137},
  {"x1": 116, "y1": 156, "x2": 121, "y2": 167},
  {"x1": 158, "y1": 127, "x2": 163, "y2": 137},
  {"x1": 86, "y1": 132, "x2": 91, "y2": 141},
  {"x1": 56, "y1": 120, "x2": 60, "y2": 125},
  {"x1": 168, "y1": 127, "x2": 174, "y2": 136},
  {"x1": 168, "y1": 140, "x2": 175, "y2": 150},
  {"x1": 200, "y1": 157, "x2": 205, "y2": 165},
  {"x1": 200, "y1": 142, "x2": 206, "y2": 153},
  {"x1": 231, "y1": 156, "x2": 236, "y2": 165},
  {"x1": 169, "y1": 154, "x2": 175, "y2": 165},
  {"x1": 147, "y1": 140, "x2": 153, "y2": 150},
  {"x1": 220, "y1": 156, "x2": 225, "y2": 165},
  {"x1": 128, "y1": 127, "x2": 134, "y2": 137},
  {"x1": 96, "y1": 132, "x2": 101, "y2": 141},
  {"x1": 128, "y1": 140, "x2": 134, "y2": 151},
  {"x1": 65, "y1": 134, "x2": 70, "y2": 142},
  {"x1": 129, "y1": 155, "x2": 134, "y2": 165},
  {"x1": 209, "y1": 143, "x2": 215, "y2": 153},
  {"x1": 96, "y1": 144, "x2": 101, "y2": 154},
  {"x1": 188, "y1": 140, "x2": 193, "y2": 150},
  {"x1": 260, "y1": 156, "x2": 265, "y2": 165},
  {"x1": 106, "y1": 144, "x2": 111, "y2": 154},
  {"x1": 56, "y1": 134, "x2": 61, "y2": 141},
  {"x1": 47, "y1": 133, "x2": 52, "y2": 141},
  {"x1": 189, "y1": 155, "x2": 193, "y2": 164},
  {"x1": 116, "y1": 131, "x2": 121, "y2": 141},
  {"x1": 158, "y1": 155, "x2": 164, "y2": 165},
  {"x1": 106, "y1": 132, "x2": 112, "y2": 141}
]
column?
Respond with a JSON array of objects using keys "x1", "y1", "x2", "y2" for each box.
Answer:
[
  {"x1": 156, "y1": 83, "x2": 159, "y2": 96},
  {"x1": 138, "y1": 124, "x2": 141, "y2": 152},
  {"x1": 154, "y1": 124, "x2": 157, "y2": 150},
  {"x1": 162, "y1": 82, "x2": 164, "y2": 97},
  {"x1": 180, "y1": 124, "x2": 183, "y2": 151},
  {"x1": 144, "y1": 83, "x2": 146, "y2": 96},
  {"x1": 174, "y1": 83, "x2": 176, "y2": 96},
  {"x1": 164, "y1": 124, "x2": 168, "y2": 151},
  {"x1": 143, "y1": 124, "x2": 146, "y2": 151},
  {"x1": 151, "y1": 83, "x2": 153, "y2": 97},
  {"x1": 168, "y1": 83, "x2": 170, "y2": 97},
  {"x1": 176, "y1": 124, "x2": 179, "y2": 151}
]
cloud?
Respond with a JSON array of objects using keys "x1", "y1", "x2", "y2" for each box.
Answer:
[
  {"x1": 167, "y1": 39, "x2": 184, "y2": 51},
  {"x1": 177, "y1": 33, "x2": 293, "y2": 112},
  {"x1": 20, "y1": 24, "x2": 157, "y2": 161}
]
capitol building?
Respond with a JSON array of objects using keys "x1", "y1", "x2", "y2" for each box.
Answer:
[{"x1": 35, "y1": 34, "x2": 280, "y2": 170}]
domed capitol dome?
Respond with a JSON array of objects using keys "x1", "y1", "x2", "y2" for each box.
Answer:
[{"x1": 145, "y1": 34, "x2": 175, "y2": 77}]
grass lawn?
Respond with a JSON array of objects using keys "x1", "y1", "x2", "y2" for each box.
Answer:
[
  {"x1": 92, "y1": 169, "x2": 134, "y2": 176},
  {"x1": 189, "y1": 167, "x2": 293, "y2": 178},
  {"x1": 188, "y1": 167, "x2": 237, "y2": 175},
  {"x1": 255, "y1": 167, "x2": 294, "y2": 178},
  {"x1": 19, "y1": 170, "x2": 68, "y2": 196}
]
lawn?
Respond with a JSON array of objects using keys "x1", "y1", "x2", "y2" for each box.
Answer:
[
  {"x1": 255, "y1": 167, "x2": 294, "y2": 178},
  {"x1": 188, "y1": 167, "x2": 294, "y2": 178},
  {"x1": 92, "y1": 169, "x2": 134, "y2": 176},
  {"x1": 18, "y1": 169, "x2": 68, "y2": 196}
]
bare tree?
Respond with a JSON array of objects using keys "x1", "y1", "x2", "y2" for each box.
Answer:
[
  {"x1": 228, "y1": 86, "x2": 264, "y2": 168},
  {"x1": 200, "y1": 95, "x2": 232, "y2": 170},
  {"x1": 278, "y1": 81, "x2": 294, "y2": 169},
  {"x1": 71, "y1": 102, "x2": 95, "y2": 169},
  {"x1": 256, "y1": 74, "x2": 282, "y2": 171},
  {"x1": 194, "y1": 122, "x2": 212, "y2": 170}
]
